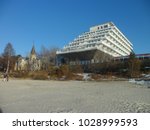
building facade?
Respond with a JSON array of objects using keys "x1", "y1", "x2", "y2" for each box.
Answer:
[
  {"x1": 15, "y1": 46, "x2": 41, "y2": 71},
  {"x1": 115, "y1": 53, "x2": 150, "y2": 61},
  {"x1": 57, "y1": 22, "x2": 133, "y2": 65}
]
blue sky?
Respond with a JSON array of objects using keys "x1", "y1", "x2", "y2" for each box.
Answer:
[{"x1": 0, "y1": 0, "x2": 150, "y2": 56}]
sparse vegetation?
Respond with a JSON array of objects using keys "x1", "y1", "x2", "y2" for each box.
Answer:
[
  {"x1": 128, "y1": 52, "x2": 141, "y2": 78},
  {"x1": 29, "y1": 71, "x2": 48, "y2": 80},
  {"x1": 0, "y1": 43, "x2": 149, "y2": 81}
]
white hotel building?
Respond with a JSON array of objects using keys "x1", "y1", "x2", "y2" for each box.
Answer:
[{"x1": 57, "y1": 22, "x2": 133, "y2": 65}]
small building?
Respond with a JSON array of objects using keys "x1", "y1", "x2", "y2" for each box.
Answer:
[{"x1": 15, "y1": 45, "x2": 41, "y2": 71}]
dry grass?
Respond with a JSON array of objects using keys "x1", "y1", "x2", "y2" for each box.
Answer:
[{"x1": 29, "y1": 71, "x2": 48, "y2": 80}]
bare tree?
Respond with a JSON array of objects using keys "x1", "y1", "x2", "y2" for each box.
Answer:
[
  {"x1": 3, "y1": 43, "x2": 15, "y2": 73},
  {"x1": 49, "y1": 48, "x2": 57, "y2": 65},
  {"x1": 39, "y1": 45, "x2": 58, "y2": 70},
  {"x1": 39, "y1": 46, "x2": 49, "y2": 70}
]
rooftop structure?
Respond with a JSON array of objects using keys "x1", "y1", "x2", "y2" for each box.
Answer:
[{"x1": 31, "y1": 45, "x2": 36, "y2": 55}]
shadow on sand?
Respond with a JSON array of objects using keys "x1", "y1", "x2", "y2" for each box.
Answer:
[{"x1": 0, "y1": 108, "x2": 3, "y2": 113}]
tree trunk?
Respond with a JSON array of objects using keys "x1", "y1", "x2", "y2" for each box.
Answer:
[{"x1": 6, "y1": 59, "x2": 10, "y2": 74}]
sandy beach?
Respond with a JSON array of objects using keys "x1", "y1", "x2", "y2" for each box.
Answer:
[{"x1": 0, "y1": 79, "x2": 150, "y2": 113}]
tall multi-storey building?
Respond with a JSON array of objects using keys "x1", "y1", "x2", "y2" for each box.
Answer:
[{"x1": 57, "y1": 22, "x2": 133, "y2": 65}]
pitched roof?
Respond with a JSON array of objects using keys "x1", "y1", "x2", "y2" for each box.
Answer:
[{"x1": 31, "y1": 45, "x2": 36, "y2": 55}]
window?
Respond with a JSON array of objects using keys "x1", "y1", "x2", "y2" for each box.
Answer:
[{"x1": 104, "y1": 25, "x2": 108, "y2": 28}]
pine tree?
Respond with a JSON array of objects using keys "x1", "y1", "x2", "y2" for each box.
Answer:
[{"x1": 128, "y1": 52, "x2": 141, "y2": 78}]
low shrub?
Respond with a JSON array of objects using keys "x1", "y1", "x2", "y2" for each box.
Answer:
[
  {"x1": 11, "y1": 71, "x2": 29, "y2": 78},
  {"x1": 29, "y1": 71, "x2": 48, "y2": 80}
]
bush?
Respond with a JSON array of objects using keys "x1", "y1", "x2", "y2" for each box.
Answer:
[
  {"x1": 32, "y1": 74, "x2": 48, "y2": 80},
  {"x1": 11, "y1": 71, "x2": 29, "y2": 78},
  {"x1": 70, "y1": 64, "x2": 83, "y2": 73},
  {"x1": 60, "y1": 65, "x2": 73, "y2": 79},
  {"x1": 48, "y1": 66, "x2": 63, "y2": 79},
  {"x1": 29, "y1": 71, "x2": 48, "y2": 80}
]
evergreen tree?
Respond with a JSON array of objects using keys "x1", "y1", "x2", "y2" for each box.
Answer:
[{"x1": 128, "y1": 52, "x2": 141, "y2": 78}]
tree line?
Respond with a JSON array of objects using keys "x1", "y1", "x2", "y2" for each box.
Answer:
[
  {"x1": 0, "y1": 42, "x2": 149, "y2": 79},
  {"x1": 0, "y1": 43, "x2": 58, "y2": 73}
]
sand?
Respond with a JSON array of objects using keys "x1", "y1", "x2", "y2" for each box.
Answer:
[{"x1": 0, "y1": 79, "x2": 150, "y2": 113}]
